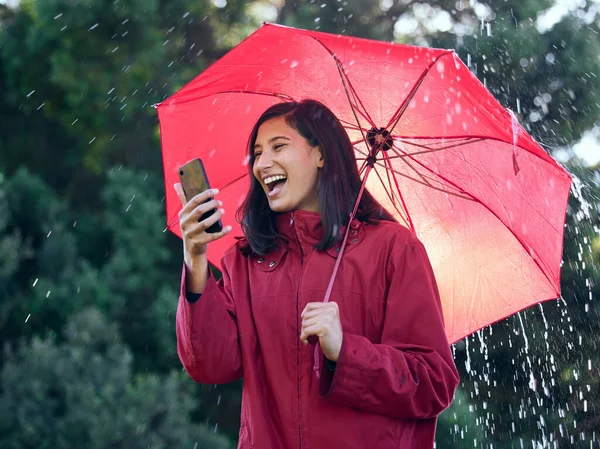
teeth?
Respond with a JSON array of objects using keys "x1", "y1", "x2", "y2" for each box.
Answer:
[{"x1": 264, "y1": 175, "x2": 287, "y2": 185}]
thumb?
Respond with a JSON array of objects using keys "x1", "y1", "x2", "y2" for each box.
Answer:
[{"x1": 174, "y1": 183, "x2": 187, "y2": 206}]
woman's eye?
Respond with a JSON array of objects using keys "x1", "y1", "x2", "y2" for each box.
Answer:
[
  {"x1": 254, "y1": 152, "x2": 262, "y2": 158},
  {"x1": 273, "y1": 144, "x2": 285, "y2": 150}
]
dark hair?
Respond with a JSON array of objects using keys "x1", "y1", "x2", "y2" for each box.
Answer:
[{"x1": 237, "y1": 99, "x2": 396, "y2": 256}]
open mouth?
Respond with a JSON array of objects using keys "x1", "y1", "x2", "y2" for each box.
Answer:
[{"x1": 264, "y1": 175, "x2": 287, "y2": 193}]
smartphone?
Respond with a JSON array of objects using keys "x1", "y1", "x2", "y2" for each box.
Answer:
[{"x1": 178, "y1": 158, "x2": 223, "y2": 233}]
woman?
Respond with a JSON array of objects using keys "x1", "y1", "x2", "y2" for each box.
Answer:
[{"x1": 174, "y1": 99, "x2": 459, "y2": 449}]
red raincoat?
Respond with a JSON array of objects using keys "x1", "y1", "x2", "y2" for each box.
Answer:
[{"x1": 177, "y1": 210, "x2": 459, "y2": 448}]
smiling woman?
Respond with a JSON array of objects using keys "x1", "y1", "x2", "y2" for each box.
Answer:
[
  {"x1": 252, "y1": 118, "x2": 323, "y2": 212},
  {"x1": 174, "y1": 99, "x2": 459, "y2": 449},
  {"x1": 240, "y1": 100, "x2": 396, "y2": 256}
]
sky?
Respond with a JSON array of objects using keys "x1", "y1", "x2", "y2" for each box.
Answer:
[{"x1": 1, "y1": 0, "x2": 598, "y2": 165}]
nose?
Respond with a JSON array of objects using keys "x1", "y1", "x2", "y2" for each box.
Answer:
[{"x1": 254, "y1": 149, "x2": 274, "y2": 171}]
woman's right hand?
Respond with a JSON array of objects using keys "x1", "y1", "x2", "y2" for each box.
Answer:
[{"x1": 174, "y1": 184, "x2": 232, "y2": 262}]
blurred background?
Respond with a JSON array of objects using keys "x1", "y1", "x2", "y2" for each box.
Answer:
[{"x1": 0, "y1": 0, "x2": 598, "y2": 447}]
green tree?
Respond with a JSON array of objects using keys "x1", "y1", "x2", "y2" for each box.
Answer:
[
  {"x1": 0, "y1": 307, "x2": 232, "y2": 449},
  {"x1": 2, "y1": 0, "x2": 599, "y2": 447}
]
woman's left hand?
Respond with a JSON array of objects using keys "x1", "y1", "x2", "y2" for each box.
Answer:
[{"x1": 300, "y1": 302, "x2": 343, "y2": 362}]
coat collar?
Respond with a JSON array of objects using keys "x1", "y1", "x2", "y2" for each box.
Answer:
[{"x1": 274, "y1": 210, "x2": 366, "y2": 259}]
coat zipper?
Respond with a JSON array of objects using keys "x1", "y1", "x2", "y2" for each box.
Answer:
[{"x1": 291, "y1": 212, "x2": 305, "y2": 449}]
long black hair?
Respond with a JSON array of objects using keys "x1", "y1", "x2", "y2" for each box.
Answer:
[{"x1": 237, "y1": 99, "x2": 396, "y2": 256}]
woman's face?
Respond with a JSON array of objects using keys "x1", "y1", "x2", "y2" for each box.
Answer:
[{"x1": 253, "y1": 116, "x2": 324, "y2": 213}]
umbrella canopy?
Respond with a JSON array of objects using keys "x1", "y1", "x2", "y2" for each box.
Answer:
[{"x1": 156, "y1": 22, "x2": 572, "y2": 344}]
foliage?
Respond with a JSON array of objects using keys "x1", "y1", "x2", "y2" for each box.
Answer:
[
  {"x1": 1, "y1": 0, "x2": 599, "y2": 447},
  {"x1": 0, "y1": 307, "x2": 232, "y2": 449}
]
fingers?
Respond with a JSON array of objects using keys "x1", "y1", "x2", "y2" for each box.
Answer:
[
  {"x1": 301, "y1": 302, "x2": 338, "y2": 319},
  {"x1": 300, "y1": 324, "x2": 323, "y2": 345},
  {"x1": 188, "y1": 208, "x2": 231, "y2": 237},
  {"x1": 174, "y1": 183, "x2": 187, "y2": 207},
  {"x1": 174, "y1": 184, "x2": 233, "y2": 257},
  {"x1": 184, "y1": 199, "x2": 222, "y2": 225},
  {"x1": 177, "y1": 186, "x2": 219, "y2": 216},
  {"x1": 300, "y1": 303, "x2": 339, "y2": 344}
]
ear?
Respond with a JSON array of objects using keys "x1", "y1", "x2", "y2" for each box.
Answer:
[{"x1": 315, "y1": 146, "x2": 324, "y2": 168}]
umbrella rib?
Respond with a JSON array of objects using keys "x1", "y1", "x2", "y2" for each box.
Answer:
[
  {"x1": 368, "y1": 156, "x2": 474, "y2": 201},
  {"x1": 161, "y1": 89, "x2": 297, "y2": 106},
  {"x1": 388, "y1": 146, "x2": 559, "y2": 290},
  {"x1": 357, "y1": 143, "x2": 468, "y2": 199},
  {"x1": 380, "y1": 138, "x2": 485, "y2": 159},
  {"x1": 381, "y1": 156, "x2": 400, "y2": 210},
  {"x1": 341, "y1": 122, "x2": 366, "y2": 132},
  {"x1": 324, "y1": 52, "x2": 376, "y2": 128},
  {"x1": 388, "y1": 143, "x2": 438, "y2": 189},
  {"x1": 385, "y1": 50, "x2": 455, "y2": 131},
  {"x1": 383, "y1": 151, "x2": 415, "y2": 231},
  {"x1": 392, "y1": 134, "x2": 560, "y2": 168},
  {"x1": 307, "y1": 35, "x2": 377, "y2": 137},
  {"x1": 401, "y1": 138, "x2": 484, "y2": 153},
  {"x1": 372, "y1": 165, "x2": 412, "y2": 229}
]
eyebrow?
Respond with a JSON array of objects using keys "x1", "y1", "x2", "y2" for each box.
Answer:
[{"x1": 253, "y1": 136, "x2": 291, "y2": 150}]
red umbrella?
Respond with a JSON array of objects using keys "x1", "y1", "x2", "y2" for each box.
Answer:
[{"x1": 156, "y1": 22, "x2": 572, "y2": 344}]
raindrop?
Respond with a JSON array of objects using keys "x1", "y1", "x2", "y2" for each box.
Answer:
[
  {"x1": 33, "y1": 278, "x2": 38, "y2": 287},
  {"x1": 54, "y1": 13, "x2": 63, "y2": 20},
  {"x1": 25, "y1": 314, "x2": 31, "y2": 323},
  {"x1": 89, "y1": 23, "x2": 99, "y2": 31},
  {"x1": 27, "y1": 90, "x2": 35, "y2": 97}
]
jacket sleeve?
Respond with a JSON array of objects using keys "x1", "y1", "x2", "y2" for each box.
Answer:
[
  {"x1": 176, "y1": 258, "x2": 243, "y2": 384},
  {"x1": 319, "y1": 235, "x2": 459, "y2": 419}
]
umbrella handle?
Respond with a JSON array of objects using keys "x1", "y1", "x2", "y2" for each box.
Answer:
[{"x1": 313, "y1": 165, "x2": 373, "y2": 378}]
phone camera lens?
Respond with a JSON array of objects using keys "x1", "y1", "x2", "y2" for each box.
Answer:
[{"x1": 179, "y1": 170, "x2": 184, "y2": 176}]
